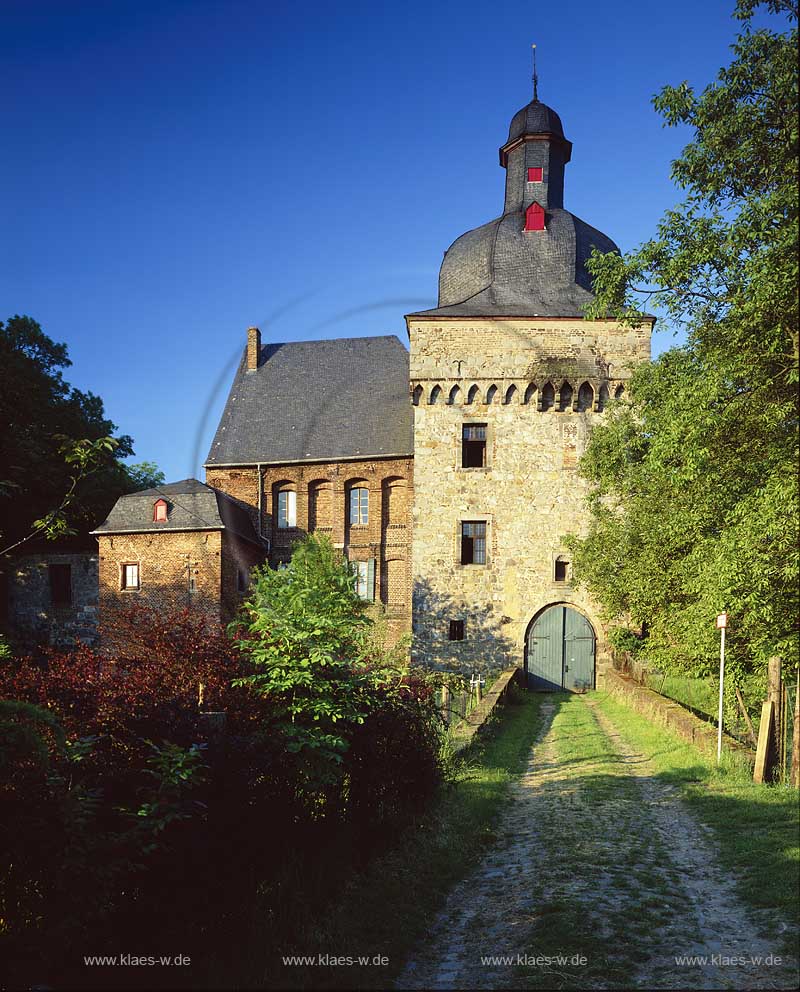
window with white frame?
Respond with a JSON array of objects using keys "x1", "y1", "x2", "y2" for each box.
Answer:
[
  {"x1": 350, "y1": 558, "x2": 376, "y2": 601},
  {"x1": 121, "y1": 563, "x2": 140, "y2": 590},
  {"x1": 277, "y1": 490, "x2": 296, "y2": 528},
  {"x1": 349, "y1": 487, "x2": 369, "y2": 525}
]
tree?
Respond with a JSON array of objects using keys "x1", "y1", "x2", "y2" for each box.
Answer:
[
  {"x1": 569, "y1": 1, "x2": 798, "y2": 680},
  {"x1": 230, "y1": 535, "x2": 406, "y2": 775},
  {"x1": 0, "y1": 315, "x2": 157, "y2": 551},
  {"x1": 124, "y1": 461, "x2": 166, "y2": 491}
]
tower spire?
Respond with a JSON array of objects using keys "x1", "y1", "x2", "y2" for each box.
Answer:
[{"x1": 532, "y1": 43, "x2": 539, "y2": 102}]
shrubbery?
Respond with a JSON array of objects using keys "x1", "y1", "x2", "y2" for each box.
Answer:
[{"x1": 0, "y1": 536, "x2": 445, "y2": 986}]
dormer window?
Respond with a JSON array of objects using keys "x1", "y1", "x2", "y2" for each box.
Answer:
[
  {"x1": 527, "y1": 167, "x2": 543, "y2": 182},
  {"x1": 153, "y1": 499, "x2": 168, "y2": 522},
  {"x1": 525, "y1": 202, "x2": 545, "y2": 231}
]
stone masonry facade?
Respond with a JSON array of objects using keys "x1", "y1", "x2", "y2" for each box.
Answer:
[
  {"x1": 5, "y1": 552, "x2": 99, "y2": 647},
  {"x1": 407, "y1": 316, "x2": 652, "y2": 681}
]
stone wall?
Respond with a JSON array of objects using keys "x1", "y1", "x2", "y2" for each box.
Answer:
[
  {"x1": 407, "y1": 315, "x2": 652, "y2": 680},
  {"x1": 207, "y1": 457, "x2": 414, "y2": 644},
  {"x1": 5, "y1": 551, "x2": 99, "y2": 647},
  {"x1": 603, "y1": 669, "x2": 755, "y2": 768}
]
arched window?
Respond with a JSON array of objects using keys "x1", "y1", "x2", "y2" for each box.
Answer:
[
  {"x1": 598, "y1": 383, "x2": 610, "y2": 412},
  {"x1": 485, "y1": 384, "x2": 498, "y2": 405},
  {"x1": 308, "y1": 480, "x2": 333, "y2": 530},
  {"x1": 615, "y1": 384, "x2": 625, "y2": 400},
  {"x1": 540, "y1": 382, "x2": 555, "y2": 411},
  {"x1": 448, "y1": 384, "x2": 462, "y2": 405},
  {"x1": 559, "y1": 382, "x2": 573, "y2": 411},
  {"x1": 412, "y1": 384, "x2": 423, "y2": 406},
  {"x1": 523, "y1": 383, "x2": 537, "y2": 405},
  {"x1": 466, "y1": 384, "x2": 480, "y2": 405},
  {"x1": 274, "y1": 485, "x2": 297, "y2": 529},
  {"x1": 153, "y1": 499, "x2": 168, "y2": 522},
  {"x1": 348, "y1": 484, "x2": 369, "y2": 526},
  {"x1": 577, "y1": 382, "x2": 594, "y2": 412},
  {"x1": 428, "y1": 384, "x2": 442, "y2": 405},
  {"x1": 504, "y1": 384, "x2": 518, "y2": 405}
]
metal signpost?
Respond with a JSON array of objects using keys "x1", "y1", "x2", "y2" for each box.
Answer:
[{"x1": 716, "y1": 611, "x2": 728, "y2": 763}]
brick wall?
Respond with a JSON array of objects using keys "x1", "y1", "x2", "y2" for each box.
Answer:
[
  {"x1": 97, "y1": 530, "x2": 224, "y2": 647},
  {"x1": 207, "y1": 457, "x2": 414, "y2": 645}
]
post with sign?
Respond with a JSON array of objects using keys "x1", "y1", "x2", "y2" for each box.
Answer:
[{"x1": 716, "y1": 612, "x2": 727, "y2": 764}]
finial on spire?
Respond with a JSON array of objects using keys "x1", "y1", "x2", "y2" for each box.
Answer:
[{"x1": 531, "y1": 44, "x2": 539, "y2": 101}]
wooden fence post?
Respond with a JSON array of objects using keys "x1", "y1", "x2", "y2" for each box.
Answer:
[
  {"x1": 767, "y1": 656, "x2": 783, "y2": 781},
  {"x1": 441, "y1": 685, "x2": 450, "y2": 726},
  {"x1": 791, "y1": 669, "x2": 799, "y2": 789},
  {"x1": 754, "y1": 701, "x2": 774, "y2": 785}
]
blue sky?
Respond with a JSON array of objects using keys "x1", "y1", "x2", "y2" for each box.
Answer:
[{"x1": 1, "y1": 0, "x2": 766, "y2": 482}]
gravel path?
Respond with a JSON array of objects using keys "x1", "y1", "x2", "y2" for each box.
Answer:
[{"x1": 397, "y1": 694, "x2": 798, "y2": 991}]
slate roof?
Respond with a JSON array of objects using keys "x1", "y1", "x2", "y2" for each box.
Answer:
[
  {"x1": 91, "y1": 479, "x2": 261, "y2": 544},
  {"x1": 205, "y1": 335, "x2": 414, "y2": 466},
  {"x1": 408, "y1": 96, "x2": 620, "y2": 321},
  {"x1": 414, "y1": 210, "x2": 619, "y2": 319},
  {"x1": 507, "y1": 99, "x2": 565, "y2": 141}
]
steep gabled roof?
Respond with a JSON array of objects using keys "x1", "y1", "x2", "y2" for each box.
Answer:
[
  {"x1": 91, "y1": 478, "x2": 261, "y2": 544},
  {"x1": 205, "y1": 335, "x2": 413, "y2": 466}
]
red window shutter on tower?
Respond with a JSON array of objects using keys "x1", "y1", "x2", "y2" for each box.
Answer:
[
  {"x1": 527, "y1": 167, "x2": 543, "y2": 182},
  {"x1": 525, "y1": 202, "x2": 545, "y2": 231}
]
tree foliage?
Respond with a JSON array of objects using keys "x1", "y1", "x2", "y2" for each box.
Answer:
[
  {"x1": 571, "y1": 0, "x2": 798, "y2": 679},
  {"x1": 230, "y1": 535, "x2": 413, "y2": 775},
  {"x1": 0, "y1": 315, "x2": 161, "y2": 551}
]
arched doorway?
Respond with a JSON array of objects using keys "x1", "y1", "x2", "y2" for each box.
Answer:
[{"x1": 525, "y1": 605, "x2": 595, "y2": 692}]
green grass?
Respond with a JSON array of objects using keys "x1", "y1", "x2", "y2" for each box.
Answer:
[
  {"x1": 213, "y1": 686, "x2": 550, "y2": 990},
  {"x1": 511, "y1": 693, "x2": 684, "y2": 989},
  {"x1": 643, "y1": 672, "x2": 720, "y2": 722},
  {"x1": 594, "y1": 690, "x2": 800, "y2": 943}
]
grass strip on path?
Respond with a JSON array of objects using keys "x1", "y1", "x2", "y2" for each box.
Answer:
[{"x1": 593, "y1": 690, "x2": 800, "y2": 949}]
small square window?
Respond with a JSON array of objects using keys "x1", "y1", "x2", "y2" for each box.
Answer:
[
  {"x1": 121, "y1": 563, "x2": 140, "y2": 590},
  {"x1": 462, "y1": 424, "x2": 487, "y2": 468},
  {"x1": 49, "y1": 563, "x2": 72, "y2": 606},
  {"x1": 527, "y1": 167, "x2": 543, "y2": 182},
  {"x1": 449, "y1": 619, "x2": 465, "y2": 641},
  {"x1": 554, "y1": 557, "x2": 570, "y2": 583},
  {"x1": 461, "y1": 521, "x2": 487, "y2": 565}
]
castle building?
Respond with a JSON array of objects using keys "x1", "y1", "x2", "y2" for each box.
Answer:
[{"x1": 69, "y1": 88, "x2": 652, "y2": 688}]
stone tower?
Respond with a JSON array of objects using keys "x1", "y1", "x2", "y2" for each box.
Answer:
[{"x1": 406, "y1": 91, "x2": 653, "y2": 688}]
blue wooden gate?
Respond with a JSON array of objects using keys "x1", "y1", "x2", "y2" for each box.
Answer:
[{"x1": 526, "y1": 605, "x2": 595, "y2": 692}]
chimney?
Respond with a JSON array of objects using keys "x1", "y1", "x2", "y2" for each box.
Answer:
[{"x1": 246, "y1": 326, "x2": 261, "y2": 371}]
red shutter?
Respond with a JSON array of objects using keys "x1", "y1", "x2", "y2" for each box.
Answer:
[
  {"x1": 525, "y1": 202, "x2": 545, "y2": 231},
  {"x1": 527, "y1": 167, "x2": 543, "y2": 182}
]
